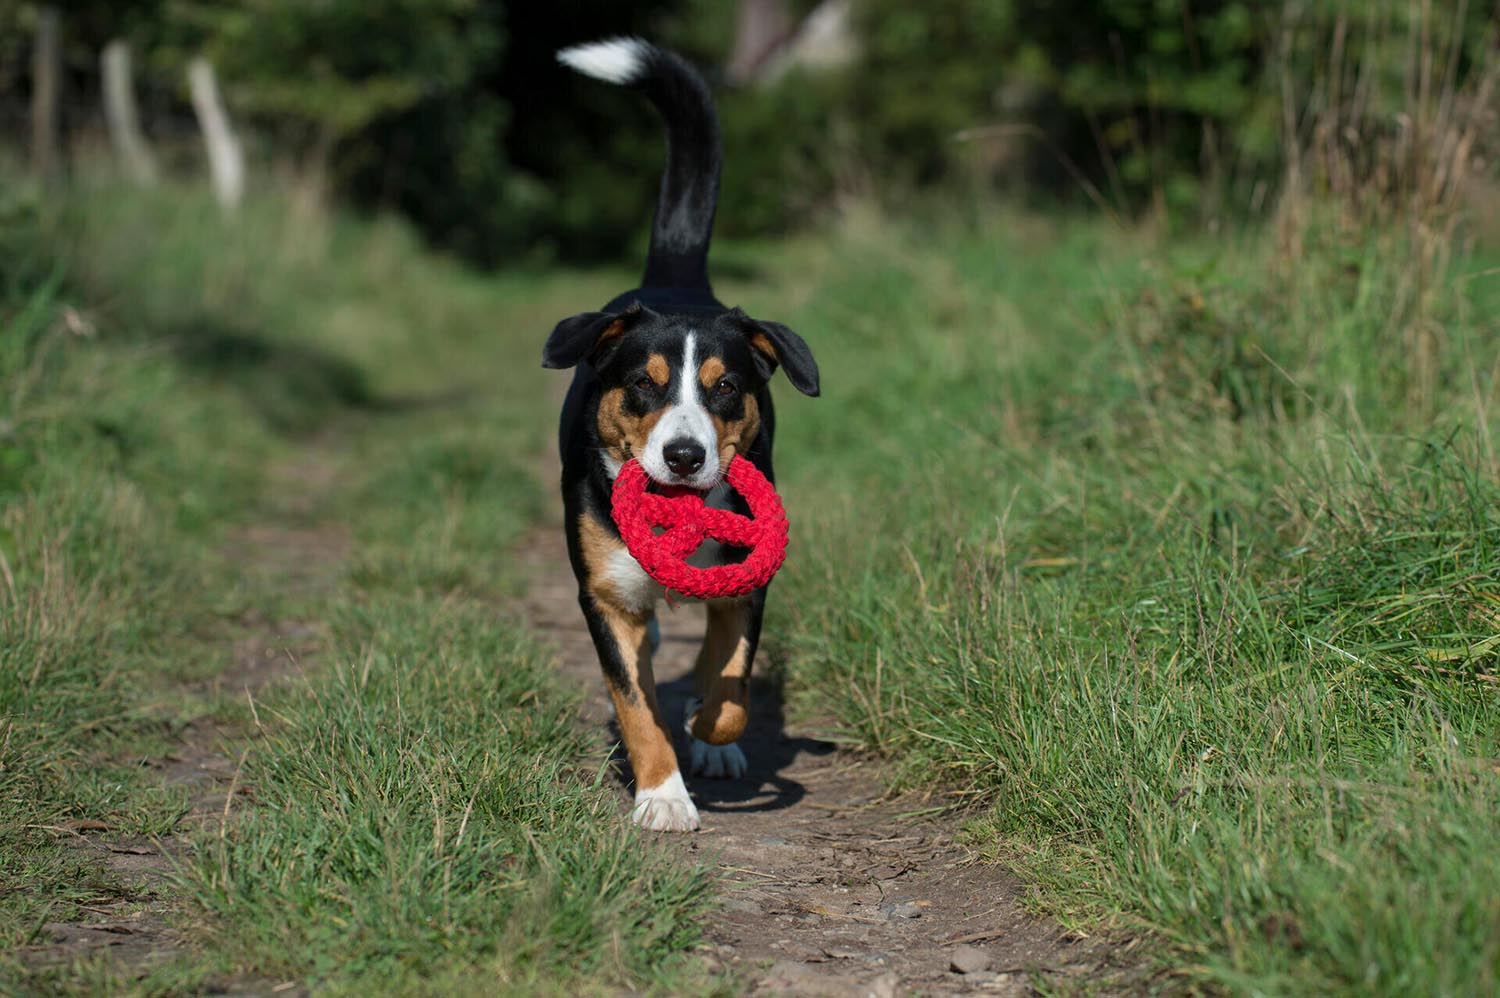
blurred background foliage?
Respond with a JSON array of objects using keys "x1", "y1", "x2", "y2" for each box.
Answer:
[{"x1": 1, "y1": 1, "x2": 1496, "y2": 265}]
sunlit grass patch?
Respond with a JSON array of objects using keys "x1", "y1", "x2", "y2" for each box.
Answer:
[
  {"x1": 761, "y1": 206, "x2": 1500, "y2": 993},
  {"x1": 193, "y1": 599, "x2": 713, "y2": 991}
]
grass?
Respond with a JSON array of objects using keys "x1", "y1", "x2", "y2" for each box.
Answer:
[
  {"x1": 0, "y1": 176, "x2": 716, "y2": 994},
  {"x1": 5, "y1": 163, "x2": 1497, "y2": 995},
  {"x1": 0, "y1": 191, "x2": 279, "y2": 970},
  {"x1": 742, "y1": 205, "x2": 1500, "y2": 994}
]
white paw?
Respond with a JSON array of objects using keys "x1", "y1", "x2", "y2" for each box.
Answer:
[
  {"x1": 689, "y1": 738, "x2": 747, "y2": 779},
  {"x1": 683, "y1": 696, "x2": 747, "y2": 778},
  {"x1": 631, "y1": 771, "x2": 700, "y2": 832}
]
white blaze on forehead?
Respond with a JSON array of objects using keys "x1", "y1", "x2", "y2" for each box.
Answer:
[{"x1": 639, "y1": 332, "x2": 721, "y2": 489}]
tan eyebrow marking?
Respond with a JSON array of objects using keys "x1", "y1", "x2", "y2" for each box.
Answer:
[
  {"x1": 698, "y1": 356, "x2": 726, "y2": 389},
  {"x1": 646, "y1": 354, "x2": 670, "y2": 385}
]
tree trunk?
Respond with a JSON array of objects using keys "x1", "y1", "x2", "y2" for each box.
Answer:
[
  {"x1": 727, "y1": 0, "x2": 793, "y2": 84},
  {"x1": 736, "y1": 0, "x2": 858, "y2": 87},
  {"x1": 187, "y1": 56, "x2": 244, "y2": 212},
  {"x1": 31, "y1": 6, "x2": 61, "y2": 180},
  {"x1": 102, "y1": 39, "x2": 159, "y2": 186}
]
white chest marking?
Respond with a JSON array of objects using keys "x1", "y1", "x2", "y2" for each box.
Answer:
[
  {"x1": 604, "y1": 546, "x2": 663, "y2": 614},
  {"x1": 604, "y1": 476, "x2": 738, "y2": 613}
]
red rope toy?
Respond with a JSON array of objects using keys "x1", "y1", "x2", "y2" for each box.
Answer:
[{"x1": 610, "y1": 455, "x2": 789, "y2": 600}]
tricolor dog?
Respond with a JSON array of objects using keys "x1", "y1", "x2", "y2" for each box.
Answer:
[{"x1": 544, "y1": 39, "x2": 819, "y2": 831}]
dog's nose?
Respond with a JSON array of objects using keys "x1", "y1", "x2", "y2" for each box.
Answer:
[{"x1": 663, "y1": 439, "x2": 706, "y2": 476}]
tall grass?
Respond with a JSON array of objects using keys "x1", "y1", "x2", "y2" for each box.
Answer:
[
  {"x1": 1276, "y1": 0, "x2": 1499, "y2": 414},
  {"x1": 0, "y1": 189, "x2": 286, "y2": 966},
  {"x1": 749, "y1": 180, "x2": 1500, "y2": 990},
  {"x1": 743, "y1": 22, "x2": 1500, "y2": 991}
]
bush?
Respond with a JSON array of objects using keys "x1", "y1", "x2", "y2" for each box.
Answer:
[
  {"x1": 847, "y1": 0, "x2": 1497, "y2": 219},
  {"x1": 31, "y1": 2, "x2": 1496, "y2": 260}
]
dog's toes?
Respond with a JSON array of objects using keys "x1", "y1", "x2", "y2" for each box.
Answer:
[
  {"x1": 689, "y1": 738, "x2": 747, "y2": 779},
  {"x1": 683, "y1": 697, "x2": 748, "y2": 779},
  {"x1": 631, "y1": 773, "x2": 700, "y2": 832},
  {"x1": 632, "y1": 797, "x2": 699, "y2": 832}
]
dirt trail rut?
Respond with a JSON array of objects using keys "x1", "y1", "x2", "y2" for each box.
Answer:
[
  {"x1": 517, "y1": 479, "x2": 1145, "y2": 995},
  {"x1": 17, "y1": 451, "x2": 346, "y2": 989}
]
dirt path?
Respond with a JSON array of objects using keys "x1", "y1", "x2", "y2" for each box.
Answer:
[
  {"x1": 20, "y1": 425, "x2": 1145, "y2": 994},
  {"x1": 518, "y1": 481, "x2": 1147, "y2": 995},
  {"x1": 17, "y1": 450, "x2": 346, "y2": 990}
]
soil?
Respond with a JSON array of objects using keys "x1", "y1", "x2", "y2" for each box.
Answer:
[{"x1": 518, "y1": 477, "x2": 1153, "y2": 995}]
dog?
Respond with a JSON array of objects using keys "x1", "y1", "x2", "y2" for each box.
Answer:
[{"x1": 544, "y1": 39, "x2": 819, "y2": 831}]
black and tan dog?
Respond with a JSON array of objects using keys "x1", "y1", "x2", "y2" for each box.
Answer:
[{"x1": 544, "y1": 39, "x2": 819, "y2": 831}]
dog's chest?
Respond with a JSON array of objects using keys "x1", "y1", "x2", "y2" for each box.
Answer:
[{"x1": 604, "y1": 481, "x2": 733, "y2": 613}]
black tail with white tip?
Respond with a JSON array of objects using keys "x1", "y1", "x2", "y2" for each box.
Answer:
[{"x1": 558, "y1": 38, "x2": 721, "y2": 292}]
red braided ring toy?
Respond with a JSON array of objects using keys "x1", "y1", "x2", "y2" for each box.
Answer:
[{"x1": 610, "y1": 455, "x2": 789, "y2": 600}]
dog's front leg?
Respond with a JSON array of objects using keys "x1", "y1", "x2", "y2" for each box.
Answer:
[
  {"x1": 578, "y1": 593, "x2": 699, "y2": 831},
  {"x1": 685, "y1": 595, "x2": 761, "y2": 779}
]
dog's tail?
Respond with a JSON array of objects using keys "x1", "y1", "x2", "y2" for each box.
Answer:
[{"x1": 558, "y1": 38, "x2": 720, "y2": 291}]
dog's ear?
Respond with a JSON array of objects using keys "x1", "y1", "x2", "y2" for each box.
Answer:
[
  {"x1": 725, "y1": 307, "x2": 820, "y2": 397},
  {"x1": 543, "y1": 301, "x2": 645, "y2": 370}
]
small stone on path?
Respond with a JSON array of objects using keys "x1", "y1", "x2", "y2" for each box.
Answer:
[
  {"x1": 949, "y1": 943, "x2": 993, "y2": 974},
  {"x1": 879, "y1": 901, "x2": 923, "y2": 920}
]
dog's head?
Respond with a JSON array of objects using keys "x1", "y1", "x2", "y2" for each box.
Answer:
[{"x1": 543, "y1": 303, "x2": 818, "y2": 489}]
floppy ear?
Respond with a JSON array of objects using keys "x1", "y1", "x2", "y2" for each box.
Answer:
[
  {"x1": 726, "y1": 308, "x2": 820, "y2": 397},
  {"x1": 542, "y1": 302, "x2": 643, "y2": 370}
]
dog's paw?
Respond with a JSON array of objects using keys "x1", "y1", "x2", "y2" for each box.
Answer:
[
  {"x1": 682, "y1": 695, "x2": 749, "y2": 779},
  {"x1": 689, "y1": 738, "x2": 747, "y2": 779},
  {"x1": 631, "y1": 772, "x2": 700, "y2": 832}
]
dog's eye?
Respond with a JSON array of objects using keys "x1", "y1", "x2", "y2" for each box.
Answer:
[
  {"x1": 713, "y1": 379, "x2": 739, "y2": 399},
  {"x1": 634, "y1": 376, "x2": 656, "y2": 392}
]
